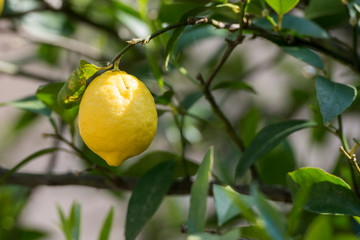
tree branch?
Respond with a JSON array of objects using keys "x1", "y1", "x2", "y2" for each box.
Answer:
[{"x1": 0, "y1": 167, "x2": 291, "y2": 202}]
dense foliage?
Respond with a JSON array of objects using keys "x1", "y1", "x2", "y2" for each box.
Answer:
[{"x1": 1, "y1": 0, "x2": 360, "y2": 239}]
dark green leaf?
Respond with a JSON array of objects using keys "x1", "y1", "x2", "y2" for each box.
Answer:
[
  {"x1": 121, "y1": 151, "x2": 198, "y2": 178},
  {"x1": 251, "y1": 185, "x2": 289, "y2": 240},
  {"x1": 239, "y1": 226, "x2": 272, "y2": 240},
  {"x1": 4, "y1": 96, "x2": 51, "y2": 116},
  {"x1": 125, "y1": 161, "x2": 175, "y2": 240},
  {"x1": 17, "y1": 228, "x2": 47, "y2": 240},
  {"x1": 235, "y1": 120, "x2": 317, "y2": 181},
  {"x1": 187, "y1": 147, "x2": 214, "y2": 234},
  {"x1": 99, "y1": 207, "x2": 114, "y2": 240},
  {"x1": 211, "y1": 81, "x2": 256, "y2": 93},
  {"x1": 154, "y1": 90, "x2": 174, "y2": 105},
  {"x1": 144, "y1": 49, "x2": 164, "y2": 91},
  {"x1": 254, "y1": 15, "x2": 329, "y2": 38},
  {"x1": 213, "y1": 185, "x2": 255, "y2": 226},
  {"x1": 239, "y1": 107, "x2": 261, "y2": 147},
  {"x1": 36, "y1": 82, "x2": 79, "y2": 124},
  {"x1": 257, "y1": 141, "x2": 296, "y2": 185},
  {"x1": 287, "y1": 167, "x2": 360, "y2": 216},
  {"x1": 265, "y1": 0, "x2": 299, "y2": 15},
  {"x1": 182, "y1": 92, "x2": 203, "y2": 110},
  {"x1": 305, "y1": 0, "x2": 348, "y2": 28},
  {"x1": 316, "y1": 76, "x2": 357, "y2": 125},
  {"x1": 281, "y1": 47, "x2": 324, "y2": 69}
]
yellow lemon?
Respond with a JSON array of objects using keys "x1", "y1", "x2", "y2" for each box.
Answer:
[{"x1": 78, "y1": 70, "x2": 158, "y2": 166}]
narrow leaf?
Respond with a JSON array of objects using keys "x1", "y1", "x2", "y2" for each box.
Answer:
[
  {"x1": 99, "y1": 207, "x2": 114, "y2": 240},
  {"x1": 287, "y1": 167, "x2": 360, "y2": 216},
  {"x1": 316, "y1": 76, "x2": 357, "y2": 125},
  {"x1": 182, "y1": 92, "x2": 203, "y2": 110},
  {"x1": 4, "y1": 96, "x2": 51, "y2": 116},
  {"x1": 265, "y1": 0, "x2": 299, "y2": 15},
  {"x1": 125, "y1": 161, "x2": 175, "y2": 240},
  {"x1": 213, "y1": 185, "x2": 255, "y2": 226},
  {"x1": 0, "y1": 148, "x2": 59, "y2": 184},
  {"x1": 211, "y1": 81, "x2": 256, "y2": 93},
  {"x1": 187, "y1": 147, "x2": 214, "y2": 234},
  {"x1": 235, "y1": 120, "x2": 317, "y2": 181},
  {"x1": 251, "y1": 185, "x2": 289, "y2": 240},
  {"x1": 281, "y1": 47, "x2": 324, "y2": 69}
]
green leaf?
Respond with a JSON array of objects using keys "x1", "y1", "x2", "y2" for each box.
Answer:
[
  {"x1": 3, "y1": 96, "x2": 51, "y2": 116},
  {"x1": 213, "y1": 185, "x2": 255, "y2": 226},
  {"x1": 187, "y1": 147, "x2": 214, "y2": 234},
  {"x1": 154, "y1": 90, "x2": 174, "y2": 105},
  {"x1": 57, "y1": 60, "x2": 99, "y2": 109},
  {"x1": 57, "y1": 202, "x2": 81, "y2": 240},
  {"x1": 211, "y1": 81, "x2": 256, "y2": 93},
  {"x1": 187, "y1": 233, "x2": 219, "y2": 240},
  {"x1": 305, "y1": 0, "x2": 348, "y2": 28},
  {"x1": 287, "y1": 167, "x2": 360, "y2": 216},
  {"x1": 257, "y1": 141, "x2": 296, "y2": 185},
  {"x1": 304, "y1": 216, "x2": 332, "y2": 240},
  {"x1": 235, "y1": 120, "x2": 317, "y2": 181},
  {"x1": 316, "y1": 76, "x2": 357, "y2": 125},
  {"x1": 144, "y1": 49, "x2": 164, "y2": 92},
  {"x1": 0, "y1": 148, "x2": 59, "y2": 184},
  {"x1": 99, "y1": 207, "x2": 114, "y2": 240},
  {"x1": 281, "y1": 47, "x2": 324, "y2": 69},
  {"x1": 251, "y1": 185, "x2": 289, "y2": 240},
  {"x1": 265, "y1": 0, "x2": 299, "y2": 15},
  {"x1": 182, "y1": 91, "x2": 203, "y2": 110},
  {"x1": 121, "y1": 151, "x2": 198, "y2": 178},
  {"x1": 125, "y1": 161, "x2": 175, "y2": 240},
  {"x1": 36, "y1": 82, "x2": 79, "y2": 124},
  {"x1": 254, "y1": 15, "x2": 329, "y2": 38},
  {"x1": 164, "y1": 4, "x2": 213, "y2": 70}
]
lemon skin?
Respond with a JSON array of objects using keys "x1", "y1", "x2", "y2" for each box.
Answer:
[{"x1": 78, "y1": 70, "x2": 158, "y2": 166}]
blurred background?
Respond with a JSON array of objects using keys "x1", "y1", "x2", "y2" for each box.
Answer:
[{"x1": 1, "y1": 0, "x2": 360, "y2": 239}]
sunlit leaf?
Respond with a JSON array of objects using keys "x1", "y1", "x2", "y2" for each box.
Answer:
[
  {"x1": 287, "y1": 167, "x2": 360, "y2": 216},
  {"x1": 265, "y1": 0, "x2": 299, "y2": 15}
]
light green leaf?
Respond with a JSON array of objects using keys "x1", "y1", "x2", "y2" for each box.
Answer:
[
  {"x1": 99, "y1": 207, "x2": 114, "y2": 240},
  {"x1": 265, "y1": 0, "x2": 299, "y2": 15},
  {"x1": 281, "y1": 47, "x2": 324, "y2": 69},
  {"x1": 287, "y1": 167, "x2": 360, "y2": 216},
  {"x1": 235, "y1": 120, "x2": 317, "y2": 181},
  {"x1": 187, "y1": 147, "x2": 214, "y2": 234},
  {"x1": 144, "y1": 49, "x2": 164, "y2": 92},
  {"x1": 36, "y1": 82, "x2": 79, "y2": 124},
  {"x1": 57, "y1": 202, "x2": 81, "y2": 240},
  {"x1": 57, "y1": 60, "x2": 99, "y2": 109},
  {"x1": 125, "y1": 161, "x2": 175, "y2": 240},
  {"x1": 251, "y1": 185, "x2": 289, "y2": 240},
  {"x1": 316, "y1": 76, "x2": 357, "y2": 125},
  {"x1": 3, "y1": 96, "x2": 51, "y2": 116},
  {"x1": 304, "y1": 216, "x2": 332, "y2": 240},
  {"x1": 213, "y1": 185, "x2": 255, "y2": 226},
  {"x1": 187, "y1": 233, "x2": 219, "y2": 240}
]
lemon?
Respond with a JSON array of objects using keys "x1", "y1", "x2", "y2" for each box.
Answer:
[{"x1": 78, "y1": 70, "x2": 158, "y2": 166}]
